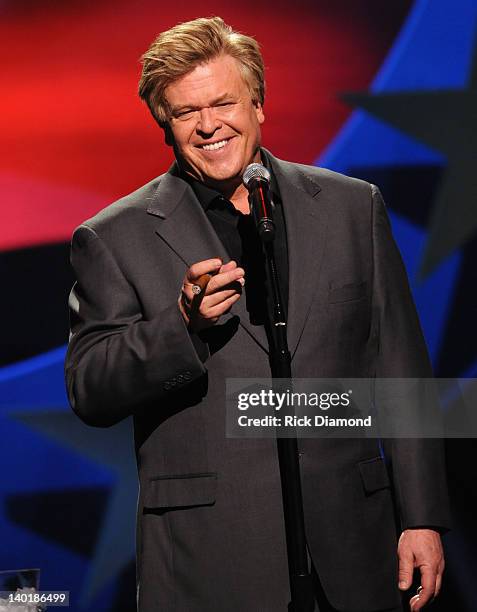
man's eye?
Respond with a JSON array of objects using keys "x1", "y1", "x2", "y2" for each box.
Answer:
[{"x1": 176, "y1": 110, "x2": 196, "y2": 120}]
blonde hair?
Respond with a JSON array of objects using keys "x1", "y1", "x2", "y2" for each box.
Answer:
[{"x1": 138, "y1": 17, "x2": 265, "y2": 126}]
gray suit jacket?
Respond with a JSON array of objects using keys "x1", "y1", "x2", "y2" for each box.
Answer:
[{"x1": 65, "y1": 151, "x2": 450, "y2": 611}]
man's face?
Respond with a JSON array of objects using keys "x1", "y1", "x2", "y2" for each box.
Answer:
[{"x1": 164, "y1": 54, "x2": 265, "y2": 191}]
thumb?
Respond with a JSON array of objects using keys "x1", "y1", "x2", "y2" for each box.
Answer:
[{"x1": 398, "y1": 549, "x2": 414, "y2": 590}]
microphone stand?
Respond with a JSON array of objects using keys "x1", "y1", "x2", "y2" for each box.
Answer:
[{"x1": 259, "y1": 232, "x2": 315, "y2": 612}]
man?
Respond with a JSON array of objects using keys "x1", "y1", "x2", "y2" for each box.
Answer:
[{"x1": 65, "y1": 17, "x2": 450, "y2": 612}]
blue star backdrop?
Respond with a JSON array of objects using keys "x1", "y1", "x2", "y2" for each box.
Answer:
[{"x1": 1, "y1": 0, "x2": 476, "y2": 610}]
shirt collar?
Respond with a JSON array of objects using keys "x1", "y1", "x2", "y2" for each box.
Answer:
[{"x1": 180, "y1": 148, "x2": 280, "y2": 212}]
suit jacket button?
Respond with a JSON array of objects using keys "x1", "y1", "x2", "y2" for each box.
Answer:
[
  {"x1": 163, "y1": 382, "x2": 171, "y2": 390},
  {"x1": 184, "y1": 372, "x2": 192, "y2": 380}
]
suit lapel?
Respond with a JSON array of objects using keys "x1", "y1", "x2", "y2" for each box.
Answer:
[
  {"x1": 147, "y1": 166, "x2": 269, "y2": 352},
  {"x1": 268, "y1": 153, "x2": 330, "y2": 359},
  {"x1": 147, "y1": 169, "x2": 229, "y2": 268}
]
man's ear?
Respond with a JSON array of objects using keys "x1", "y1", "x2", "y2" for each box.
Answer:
[
  {"x1": 163, "y1": 123, "x2": 174, "y2": 147},
  {"x1": 254, "y1": 101, "x2": 265, "y2": 125}
]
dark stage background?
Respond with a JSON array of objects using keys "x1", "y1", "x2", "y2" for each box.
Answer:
[{"x1": 1, "y1": 0, "x2": 476, "y2": 610}]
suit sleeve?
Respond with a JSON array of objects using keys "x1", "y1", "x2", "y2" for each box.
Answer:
[
  {"x1": 371, "y1": 184, "x2": 451, "y2": 531},
  {"x1": 65, "y1": 224, "x2": 208, "y2": 427}
]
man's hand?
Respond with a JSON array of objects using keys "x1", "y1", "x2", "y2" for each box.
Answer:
[
  {"x1": 398, "y1": 528, "x2": 444, "y2": 611},
  {"x1": 179, "y1": 258, "x2": 245, "y2": 332}
]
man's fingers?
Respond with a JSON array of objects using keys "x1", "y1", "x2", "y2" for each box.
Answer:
[
  {"x1": 409, "y1": 594, "x2": 421, "y2": 612},
  {"x1": 198, "y1": 292, "x2": 241, "y2": 320},
  {"x1": 184, "y1": 262, "x2": 244, "y2": 296},
  {"x1": 434, "y1": 559, "x2": 444, "y2": 599},
  {"x1": 398, "y1": 549, "x2": 414, "y2": 590},
  {"x1": 206, "y1": 267, "x2": 245, "y2": 294},
  {"x1": 218, "y1": 260, "x2": 237, "y2": 274},
  {"x1": 186, "y1": 258, "x2": 223, "y2": 282},
  {"x1": 200, "y1": 285, "x2": 243, "y2": 309},
  {"x1": 411, "y1": 566, "x2": 437, "y2": 610}
]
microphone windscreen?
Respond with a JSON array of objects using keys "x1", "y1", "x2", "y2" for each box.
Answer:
[{"x1": 242, "y1": 163, "x2": 271, "y2": 188}]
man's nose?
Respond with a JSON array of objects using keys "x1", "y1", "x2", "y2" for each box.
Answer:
[{"x1": 196, "y1": 107, "x2": 221, "y2": 135}]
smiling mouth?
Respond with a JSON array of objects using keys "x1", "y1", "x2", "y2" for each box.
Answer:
[{"x1": 198, "y1": 138, "x2": 232, "y2": 151}]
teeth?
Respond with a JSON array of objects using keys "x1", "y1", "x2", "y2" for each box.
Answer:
[{"x1": 201, "y1": 139, "x2": 228, "y2": 151}]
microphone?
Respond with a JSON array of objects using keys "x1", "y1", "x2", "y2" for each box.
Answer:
[{"x1": 242, "y1": 163, "x2": 275, "y2": 242}]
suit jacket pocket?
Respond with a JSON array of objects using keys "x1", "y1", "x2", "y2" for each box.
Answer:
[
  {"x1": 358, "y1": 457, "x2": 390, "y2": 494},
  {"x1": 144, "y1": 472, "x2": 217, "y2": 509},
  {"x1": 328, "y1": 281, "x2": 367, "y2": 303}
]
